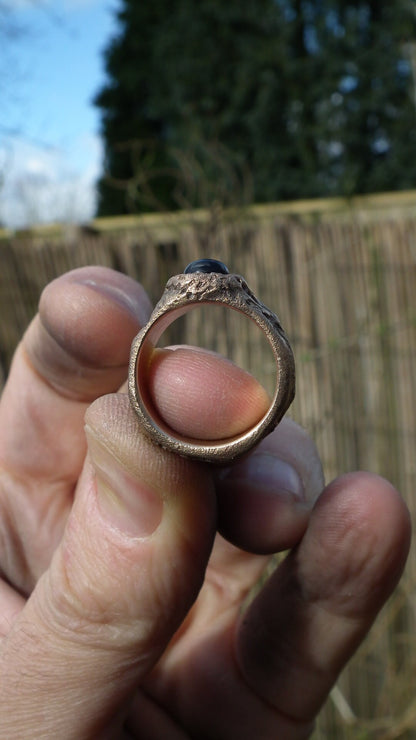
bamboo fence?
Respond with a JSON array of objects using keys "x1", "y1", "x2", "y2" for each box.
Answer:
[{"x1": 1, "y1": 191, "x2": 416, "y2": 738}]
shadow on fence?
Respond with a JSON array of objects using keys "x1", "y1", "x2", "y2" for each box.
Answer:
[{"x1": 1, "y1": 192, "x2": 416, "y2": 738}]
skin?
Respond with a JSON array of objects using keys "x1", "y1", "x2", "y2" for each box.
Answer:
[{"x1": 0, "y1": 265, "x2": 411, "y2": 740}]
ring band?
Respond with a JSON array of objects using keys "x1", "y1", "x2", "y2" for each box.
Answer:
[{"x1": 128, "y1": 259, "x2": 295, "y2": 463}]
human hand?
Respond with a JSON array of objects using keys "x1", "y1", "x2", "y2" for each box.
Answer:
[{"x1": 0, "y1": 266, "x2": 410, "y2": 739}]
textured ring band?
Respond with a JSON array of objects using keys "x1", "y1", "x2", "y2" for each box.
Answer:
[{"x1": 128, "y1": 259, "x2": 295, "y2": 463}]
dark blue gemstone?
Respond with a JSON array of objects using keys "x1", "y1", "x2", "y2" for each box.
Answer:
[{"x1": 184, "y1": 259, "x2": 229, "y2": 275}]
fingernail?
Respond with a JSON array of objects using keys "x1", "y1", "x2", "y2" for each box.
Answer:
[
  {"x1": 219, "y1": 453, "x2": 305, "y2": 499},
  {"x1": 86, "y1": 430, "x2": 163, "y2": 538},
  {"x1": 73, "y1": 271, "x2": 151, "y2": 326}
]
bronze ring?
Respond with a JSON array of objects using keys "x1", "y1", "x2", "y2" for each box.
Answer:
[{"x1": 128, "y1": 259, "x2": 295, "y2": 463}]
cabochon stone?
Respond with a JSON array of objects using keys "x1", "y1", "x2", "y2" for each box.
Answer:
[{"x1": 184, "y1": 259, "x2": 229, "y2": 275}]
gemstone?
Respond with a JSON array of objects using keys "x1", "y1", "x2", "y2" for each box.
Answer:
[{"x1": 184, "y1": 258, "x2": 229, "y2": 275}]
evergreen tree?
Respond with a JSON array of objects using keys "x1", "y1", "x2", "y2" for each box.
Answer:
[{"x1": 95, "y1": 0, "x2": 416, "y2": 216}]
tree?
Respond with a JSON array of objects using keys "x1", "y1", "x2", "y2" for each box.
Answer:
[{"x1": 95, "y1": 0, "x2": 416, "y2": 216}]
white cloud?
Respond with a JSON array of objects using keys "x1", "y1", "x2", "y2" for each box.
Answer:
[
  {"x1": 3, "y1": 0, "x2": 102, "y2": 10},
  {"x1": 0, "y1": 0, "x2": 44, "y2": 10},
  {"x1": 0, "y1": 133, "x2": 102, "y2": 228}
]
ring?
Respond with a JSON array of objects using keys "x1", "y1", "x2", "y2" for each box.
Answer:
[{"x1": 128, "y1": 259, "x2": 295, "y2": 463}]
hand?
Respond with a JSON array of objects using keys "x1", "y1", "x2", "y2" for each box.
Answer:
[{"x1": 0, "y1": 266, "x2": 410, "y2": 739}]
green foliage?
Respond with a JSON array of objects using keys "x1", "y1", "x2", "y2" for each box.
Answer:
[{"x1": 95, "y1": 0, "x2": 416, "y2": 216}]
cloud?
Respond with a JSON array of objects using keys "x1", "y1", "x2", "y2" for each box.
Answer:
[
  {"x1": 1, "y1": 0, "x2": 45, "y2": 10},
  {"x1": 0, "y1": 133, "x2": 102, "y2": 228},
  {"x1": 4, "y1": 0, "x2": 102, "y2": 9}
]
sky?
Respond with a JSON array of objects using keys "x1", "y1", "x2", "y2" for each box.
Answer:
[{"x1": 0, "y1": 0, "x2": 119, "y2": 228}]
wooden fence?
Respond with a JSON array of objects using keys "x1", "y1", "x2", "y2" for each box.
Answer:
[{"x1": 1, "y1": 191, "x2": 416, "y2": 738}]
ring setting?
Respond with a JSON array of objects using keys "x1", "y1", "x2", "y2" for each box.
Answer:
[{"x1": 128, "y1": 259, "x2": 295, "y2": 463}]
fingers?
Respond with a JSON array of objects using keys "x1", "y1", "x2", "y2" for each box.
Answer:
[
  {"x1": 215, "y1": 418, "x2": 324, "y2": 553},
  {"x1": 236, "y1": 473, "x2": 411, "y2": 725},
  {"x1": 0, "y1": 394, "x2": 217, "y2": 737},
  {"x1": 0, "y1": 265, "x2": 151, "y2": 482},
  {"x1": 0, "y1": 267, "x2": 152, "y2": 591},
  {"x1": 149, "y1": 347, "x2": 324, "y2": 555},
  {"x1": 0, "y1": 272, "x2": 313, "y2": 604},
  {"x1": 0, "y1": 338, "x2": 322, "y2": 736}
]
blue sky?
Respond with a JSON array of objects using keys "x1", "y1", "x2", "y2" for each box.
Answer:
[{"x1": 0, "y1": 0, "x2": 119, "y2": 227}]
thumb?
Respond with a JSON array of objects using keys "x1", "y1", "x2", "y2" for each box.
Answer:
[{"x1": 0, "y1": 394, "x2": 216, "y2": 738}]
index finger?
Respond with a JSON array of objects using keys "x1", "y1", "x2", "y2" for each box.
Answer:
[{"x1": 0, "y1": 266, "x2": 152, "y2": 483}]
